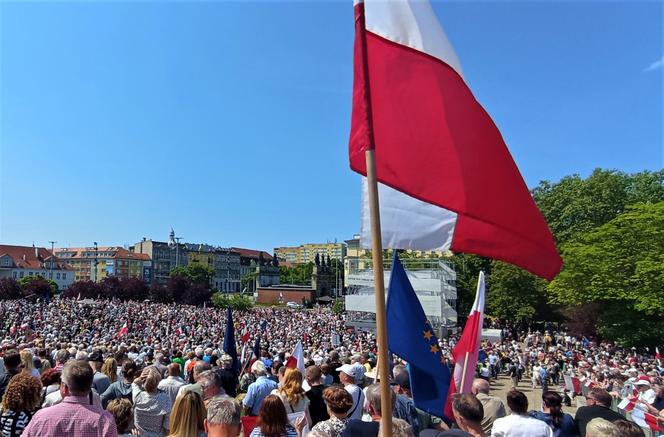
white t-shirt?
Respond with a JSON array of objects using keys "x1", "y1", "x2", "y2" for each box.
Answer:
[
  {"x1": 345, "y1": 384, "x2": 365, "y2": 421},
  {"x1": 491, "y1": 414, "x2": 554, "y2": 437}
]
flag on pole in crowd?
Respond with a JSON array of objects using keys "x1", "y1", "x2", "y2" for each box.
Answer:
[
  {"x1": 656, "y1": 347, "x2": 661, "y2": 363},
  {"x1": 617, "y1": 399, "x2": 663, "y2": 432},
  {"x1": 223, "y1": 307, "x2": 239, "y2": 372},
  {"x1": 386, "y1": 252, "x2": 451, "y2": 417},
  {"x1": 564, "y1": 375, "x2": 582, "y2": 394},
  {"x1": 116, "y1": 322, "x2": 128, "y2": 339},
  {"x1": 285, "y1": 341, "x2": 306, "y2": 374},
  {"x1": 349, "y1": 0, "x2": 562, "y2": 281},
  {"x1": 241, "y1": 328, "x2": 251, "y2": 344},
  {"x1": 444, "y1": 272, "x2": 485, "y2": 418}
]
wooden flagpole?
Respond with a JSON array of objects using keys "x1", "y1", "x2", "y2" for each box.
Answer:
[
  {"x1": 459, "y1": 351, "x2": 470, "y2": 393},
  {"x1": 366, "y1": 149, "x2": 393, "y2": 435}
]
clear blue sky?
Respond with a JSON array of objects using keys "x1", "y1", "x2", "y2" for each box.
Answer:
[{"x1": 1, "y1": 0, "x2": 662, "y2": 252}]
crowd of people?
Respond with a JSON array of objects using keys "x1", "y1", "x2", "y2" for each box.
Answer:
[{"x1": 0, "y1": 298, "x2": 662, "y2": 437}]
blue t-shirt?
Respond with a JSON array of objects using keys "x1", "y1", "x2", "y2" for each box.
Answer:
[{"x1": 529, "y1": 410, "x2": 577, "y2": 437}]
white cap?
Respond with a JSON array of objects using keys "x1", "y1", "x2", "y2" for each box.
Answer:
[{"x1": 336, "y1": 364, "x2": 357, "y2": 378}]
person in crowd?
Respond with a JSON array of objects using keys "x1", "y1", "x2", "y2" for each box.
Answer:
[
  {"x1": 378, "y1": 418, "x2": 414, "y2": 437},
  {"x1": 472, "y1": 379, "x2": 506, "y2": 435},
  {"x1": 584, "y1": 418, "x2": 616, "y2": 437},
  {"x1": 132, "y1": 366, "x2": 172, "y2": 437},
  {"x1": 178, "y1": 361, "x2": 212, "y2": 398},
  {"x1": 22, "y1": 359, "x2": 118, "y2": 436},
  {"x1": 216, "y1": 354, "x2": 239, "y2": 398},
  {"x1": 529, "y1": 391, "x2": 577, "y2": 437},
  {"x1": 159, "y1": 363, "x2": 187, "y2": 406},
  {"x1": 205, "y1": 397, "x2": 242, "y2": 437},
  {"x1": 444, "y1": 393, "x2": 486, "y2": 437},
  {"x1": 327, "y1": 352, "x2": 342, "y2": 384},
  {"x1": 634, "y1": 376, "x2": 656, "y2": 404},
  {"x1": 311, "y1": 385, "x2": 353, "y2": 437},
  {"x1": 37, "y1": 349, "x2": 52, "y2": 374},
  {"x1": 320, "y1": 363, "x2": 333, "y2": 386},
  {"x1": 243, "y1": 360, "x2": 278, "y2": 416},
  {"x1": 101, "y1": 359, "x2": 137, "y2": 408},
  {"x1": 40, "y1": 368, "x2": 61, "y2": 399},
  {"x1": 613, "y1": 420, "x2": 645, "y2": 437},
  {"x1": 392, "y1": 371, "x2": 421, "y2": 436},
  {"x1": 305, "y1": 365, "x2": 329, "y2": 426},
  {"x1": 249, "y1": 394, "x2": 298, "y2": 437},
  {"x1": 272, "y1": 368, "x2": 310, "y2": 416},
  {"x1": 52, "y1": 349, "x2": 69, "y2": 372},
  {"x1": 0, "y1": 350, "x2": 22, "y2": 399},
  {"x1": 168, "y1": 390, "x2": 207, "y2": 437},
  {"x1": 0, "y1": 373, "x2": 42, "y2": 436},
  {"x1": 337, "y1": 364, "x2": 364, "y2": 421},
  {"x1": 198, "y1": 369, "x2": 232, "y2": 404},
  {"x1": 490, "y1": 389, "x2": 553, "y2": 437},
  {"x1": 153, "y1": 353, "x2": 168, "y2": 377},
  {"x1": 20, "y1": 350, "x2": 40, "y2": 378},
  {"x1": 107, "y1": 398, "x2": 135, "y2": 437},
  {"x1": 342, "y1": 383, "x2": 395, "y2": 437},
  {"x1": 89, "y1": 350, "x2": 111, "y2": 395},
  {"x1": 574, "y1": 388, "x2": 623, "y2": 437},
  {"x1": 102, "y1": 357, "x2": 119, "y2": 384}
]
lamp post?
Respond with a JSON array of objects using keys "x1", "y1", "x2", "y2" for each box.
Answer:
[
  {"x1": 93, "y1": 242, "x2": 98, "y2": 282},
  {"x1": 48, "y1": 241, "x2": 57, "y2": 280}
]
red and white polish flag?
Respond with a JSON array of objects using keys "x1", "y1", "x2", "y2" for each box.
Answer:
[
  {"x1": 350, "y1": 0, "x2": 562, "y2": 280},
  {"x1": 285, "y1": 341, "x2": 306, "y2": 374},
  {"x1": 116, "y1": 322, "x2": 128, "y2": 339},
  {"x1": 444, "y1": 272, "x2": 485, "y2": 418}
]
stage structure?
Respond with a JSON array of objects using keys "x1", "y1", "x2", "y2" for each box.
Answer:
[{"x1": 344, "y1": 257, "x2": 457, "y2": 334}]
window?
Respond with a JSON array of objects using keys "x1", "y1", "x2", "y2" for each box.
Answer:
[
  {"x1": 29, "y1": 271, "x2": 33, "y2": 276},
  {"x1": 12, "y1": 272, "x2": 17, "y2": 279},
  {"x1": 49, "y1": 272, "x2": 53, "y2": 279},
  {"x1": 19, "y1": 272, "x2": 24, "y2": 278},
  {"x1": 56, "y1": 273, "x2": 61, "y2": 279},
  {"x1": 62, "y1": 273, "x2": 66, "y2": 280}
]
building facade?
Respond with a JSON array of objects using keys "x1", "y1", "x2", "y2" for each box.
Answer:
[
  {"x1": 275, "y1": 242, "x2": 347, "y2": 265},
  {"x1": 132, "y1": 239, "x2": 185, "y2": 285},
  {"x1": 183, "y1": 243, "x2": 241, "y2": 292},
  {"x1": 55, "y1": 246, "x2": 152, "y2": 283},
  {"x1": 0, "y1": 245, "x2": 75, "y2": 290},
  {"x1": 231, "y1": 248, "x2": 280, "y2": 294}
]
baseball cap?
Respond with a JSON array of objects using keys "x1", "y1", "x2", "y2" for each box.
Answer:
[
  {"x1": 336, "y1": 364, "x2": 357, "y2": 378},
  {"x1": 635, "y1": 375, "x2": 651, "y2": 386}
]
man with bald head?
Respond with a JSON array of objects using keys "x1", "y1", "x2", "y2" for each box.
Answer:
[{"x1": 471, "y1": 378, "x2": 506, "y2": 434}]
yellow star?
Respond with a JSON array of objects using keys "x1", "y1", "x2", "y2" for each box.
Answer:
[
  {"x1": 423, "y1": 330, "x2": 433, "y2": 341},
  {"x1": 430, "y1": 344, "x2": 440, "y2": 354}
]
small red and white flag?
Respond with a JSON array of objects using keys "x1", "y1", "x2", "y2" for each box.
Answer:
[
  {"x1": 349, "y1": 0, "x2": 562, "y2": 280},
  {"x1": 116, "y1": 322, "x2": 128, "y2": 338},
  {"x1": 444, "y1": 272, "x2": 485, "y2": 417},
  {"x1": 656, "y1": 347, "x2": 661, "y2": 361},
  {"x1": 241, "y1": 329, "x2": 251, "y2": 344},
  {"x1": 285, "y1": 341, "x2": 306, "y2": 374},
  {"x1": 618, "y1": 399, "x2": 663, "y2": 432}
]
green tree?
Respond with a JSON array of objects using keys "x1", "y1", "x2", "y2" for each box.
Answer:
[
  {"x1": 486, "y1": 261, "x2": 551, "y2": 322},
  {"x1": 448, "y1": 254, "x2": 492, "y2": 319},
  {"x1": 280, "y1": 262, "x2": 314, "y2": 285},
  {"x1": 548, "y1": 202, "x2": 664, "y2": 345},
  {"x1": 171, "y1": 264, "x2": 214, "y2": 287},
  {"x1": 532, "y1": 169, "x2": 663, "y2": 245},
  {"x1": 19, "y1": 276, "x2": 58, "y2": 297}
]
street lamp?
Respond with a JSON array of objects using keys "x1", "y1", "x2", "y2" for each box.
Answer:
[{"x1": 93, "y1": 242, "x2": 98, "y2": 282}]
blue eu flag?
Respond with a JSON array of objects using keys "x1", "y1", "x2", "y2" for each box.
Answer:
[
  {"x1": 223, "y1": 307, "x2": 240, "y2": 372},
  {"x1": 387, "y1": 252, "x2": 451, "y2": 417}
]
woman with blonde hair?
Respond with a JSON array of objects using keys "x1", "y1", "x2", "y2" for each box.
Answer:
[
  {"x1": 0, "y1": 373, "x2": 43, "y2": 436},
  {"x1": 133, "y1": 365, "x2": 172, "y2": 436},
  {"x1": 168, "y1": 390, "x2": 206, "y2": 437},
  {"x1": 20, "y1": 350, "x2": 40, "y2": 378},
  {"x1": 102, "y1": 357, "x2": 118, "y2": 384},
  {"x1": 272, "y1": 368, "x2": 310, "y2": 415}
]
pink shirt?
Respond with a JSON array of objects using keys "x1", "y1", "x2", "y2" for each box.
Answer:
[{"x1": 22, "y1": 395, "x2": 117, "y2": 437}]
